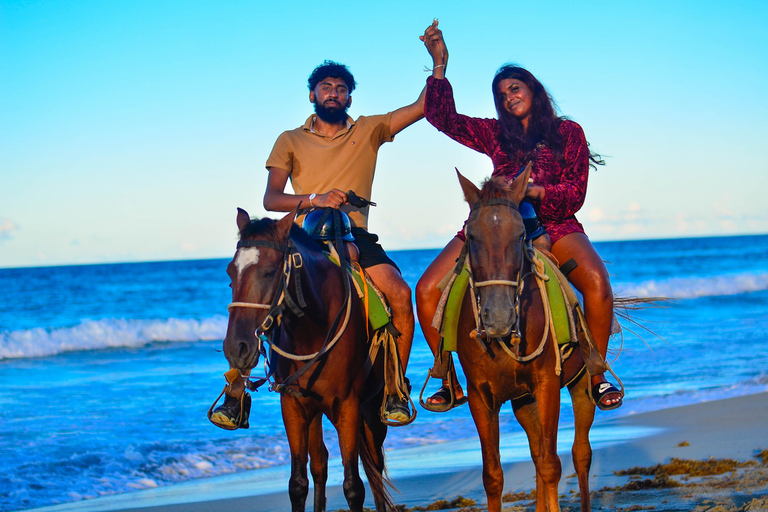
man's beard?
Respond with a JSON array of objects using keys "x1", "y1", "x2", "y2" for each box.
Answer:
[{"x1": 314, "y1": 99, "x2": 348, "y2": 124}]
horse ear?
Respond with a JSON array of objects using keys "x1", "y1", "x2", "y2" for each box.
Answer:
[
  {"x1": 275, "y1": 204, "x2": 300, "y2": 241},
  {"x1": 510, "y1": 162, "x2": 532, "y2": 204},
  {"x1": 456, "y1": 168, "x2": 480, "y2": 205},
  {"x1": 236, "y1": 208, "x2": 251, "y2": 233}
]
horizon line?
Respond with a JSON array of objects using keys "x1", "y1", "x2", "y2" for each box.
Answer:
[{"x1": 2, "y1": 231, "x2": 767, "y2": 271}]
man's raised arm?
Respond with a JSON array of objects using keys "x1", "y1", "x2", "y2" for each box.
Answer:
[{"x1": 389, "y1": 85, "x2": 426, "y2": 136}]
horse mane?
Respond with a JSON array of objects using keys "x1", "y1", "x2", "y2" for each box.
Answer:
[
  {"x1": 238, "y1": 217, "x2": 319, "y2": 253},
  {"x1": 478, "y1": 175, "x2": 516, "y2": 203}
]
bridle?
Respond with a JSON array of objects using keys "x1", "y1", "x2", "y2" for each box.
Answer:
[
  {"x1": 226, "y1": 232, "x2": 353, "y2": 397},
  {"x1": 227, "y1": 238, "x2": 306, "y2": 337},
  {"x1": 465, "y1": 197, "x2": 556, "y2": 366},
  {"x1": 466, "y1": 197, "x2": 527, "y2": 339}
]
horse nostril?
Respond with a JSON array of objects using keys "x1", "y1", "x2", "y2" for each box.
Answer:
[{"x1": 238, "y1": 341, "x2": 249, "y2": 359}]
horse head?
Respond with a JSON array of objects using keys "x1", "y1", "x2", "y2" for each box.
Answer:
[
  {"x1": 223, "y1": 207, "x2": 296, "y2": 372},
  {"x1": 458, "y1": 164, "x2": 531, "y2": 338}
]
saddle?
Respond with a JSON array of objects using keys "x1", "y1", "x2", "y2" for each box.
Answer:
[
  {"x1": 435, "y1": 248, "x2": 577, "y2": 353},
  {"x1": 428, "y1": 247, "x2": 612, "y2": 385}
]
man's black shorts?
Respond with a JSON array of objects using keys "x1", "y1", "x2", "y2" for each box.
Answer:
[{"x1": 350, "y1": 227, "x2": 400, "y2": 273}]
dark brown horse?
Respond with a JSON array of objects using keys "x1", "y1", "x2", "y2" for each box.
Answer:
[
  {"x1": 222, "y1": 208, "x2": 391, "y2": 512},
  {"x1": 454, "y1": 168, "x2": 597, "y2": 512}
]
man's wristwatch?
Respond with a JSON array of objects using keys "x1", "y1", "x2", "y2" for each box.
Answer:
[{"x1": 309, "y1": 193, "x2": 316, "y2": 207}]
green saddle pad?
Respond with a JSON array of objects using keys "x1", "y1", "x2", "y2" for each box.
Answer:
[
  {"x1": 441, "y1": 256, "x2": 571, "y2": 351},
  {"x1": 324, "y1": 247, "x2": 391, "y2": 332},
  {"x1": 348, "y1": 265, "x2": 391, "y2": 331}
]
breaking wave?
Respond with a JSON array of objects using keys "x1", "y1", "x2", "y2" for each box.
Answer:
[
  {"x1": 0, "y1": 316, "x2": 227, "y2": 360},
  {"x1": 614, "y1": 271, "x2": 768, "y2": 300}
]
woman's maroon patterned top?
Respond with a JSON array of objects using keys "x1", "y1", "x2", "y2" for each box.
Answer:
[{"x1": 425, "y1": 76, "x2": 592, "y2": 244}]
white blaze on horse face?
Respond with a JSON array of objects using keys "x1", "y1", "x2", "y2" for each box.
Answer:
[{"x1": 234, "y1": 247, "x2": 260, "y2": 279}]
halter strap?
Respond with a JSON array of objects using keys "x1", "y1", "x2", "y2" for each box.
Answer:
[
  {"x1": 474, "y1": 279, "x2": 519, "y2": 287},
  {"x1": 228, "y1": 302, "x2": 270, "y2": 311}
]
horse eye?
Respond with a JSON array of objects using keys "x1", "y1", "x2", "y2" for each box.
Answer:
[{"x1": 264, "y1": 270, "x2": 277, "y2": 278}]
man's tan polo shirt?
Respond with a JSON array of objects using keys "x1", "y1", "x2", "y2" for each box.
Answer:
[{"x1": 265, "y1": 113, "x2": 394, "y2": 230}]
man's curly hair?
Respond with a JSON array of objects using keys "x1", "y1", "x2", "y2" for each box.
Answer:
[{"x1": 308, "y1": 60, "x2": 356, "y2": 93}]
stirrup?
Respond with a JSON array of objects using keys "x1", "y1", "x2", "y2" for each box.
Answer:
[
  {"x1": 207, "y1": 369, "x2": 251, "y2": 430},
  {"x1": 208, "y1": 387, "x2": 251, "y2": 430},
  {"x1": 380, "y1": 377, "x2": 417, "y2": 427}
]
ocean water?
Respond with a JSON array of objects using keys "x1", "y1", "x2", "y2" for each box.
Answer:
[{"x1": 2, "y1": 234, "x2": 768, "y2": 511}]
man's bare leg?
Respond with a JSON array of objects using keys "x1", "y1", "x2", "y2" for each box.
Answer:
[
  {"x1": 365, "y1": 262, "x2": 414, "y2": 370},
  {"x1": 365, "y1": 262, "x2": 414, "y2": 422}
]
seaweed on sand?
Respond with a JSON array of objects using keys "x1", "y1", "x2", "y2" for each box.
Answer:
[
  {"x1": 603, "y1": 474, "x2": 681, "y2": 491},
  {"x1": 615, "y1": 457, "x2": 756, "y2": 478},
  {"x1": 501, "y1": 490, "x2": 536, "y2": 503},
  {"x1": 411, "y1": 496, "x2": 477, "y2": 511}
]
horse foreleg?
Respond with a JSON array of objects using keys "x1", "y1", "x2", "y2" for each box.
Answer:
[
  {"x1": 468, "y1": 393, "x2": 504, "y2": 512},
  {"x1": 534, "y1": 382, "x2": 562, "y2": 512},
  {"x1": 335, "y1": 400, "x2": 366, "y2": 512},
  {"x1": 568, "y1": 373, "x2": 596, "y2": 512},
  {"x1": 512, "y1": 394, "x2": 547, "y2": 510},
  {"x1": 308, "y1": 414, "x2": 329, "y2": 512},
  {"x1": 282, "y1": 399, "x2": 311, "y2": 512}
]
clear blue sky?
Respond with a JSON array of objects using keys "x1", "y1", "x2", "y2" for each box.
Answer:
[{"x1": 2, "y1": 0, "x2": 767, "y2": 268}]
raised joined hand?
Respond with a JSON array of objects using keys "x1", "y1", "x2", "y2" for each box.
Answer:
[{"x1": 420, "y1": 19, "x2": 448, "y2": 77}]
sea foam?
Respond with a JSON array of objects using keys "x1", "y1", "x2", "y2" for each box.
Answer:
[
  {"x1": 0, "y1": 316, "x2": 227, "y2": 360},
  {"x1": 614, "y1": 271, "x2": 768, "y2": 299}
]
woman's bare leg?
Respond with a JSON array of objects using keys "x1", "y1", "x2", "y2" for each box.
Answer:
[
  {"x1": 550, "y1": 232, "x2": 620, "y2": 407},
  {"x1": 415, "y1": 236, "x2": 466, "y2": 401}
]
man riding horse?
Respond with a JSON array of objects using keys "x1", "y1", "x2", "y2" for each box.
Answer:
[{"x1": 211, "y1": 60, "x2": 425, "y2": 427}]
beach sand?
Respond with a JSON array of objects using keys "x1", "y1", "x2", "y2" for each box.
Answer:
[{"x1": 29, "y1": 392, "x2": 768, "y2": 512}]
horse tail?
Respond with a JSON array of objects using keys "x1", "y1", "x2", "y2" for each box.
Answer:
[
  {"x1": 358, "y1": 428, "x2": 395, "y2": 510},
  {"x1": 612, "y1": 295, "x2": 670, "y2": 351}
]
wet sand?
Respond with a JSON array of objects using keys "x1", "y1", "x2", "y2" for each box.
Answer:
[{"x1": 27, "y1": 392, "x2": 768, "y2": 512}]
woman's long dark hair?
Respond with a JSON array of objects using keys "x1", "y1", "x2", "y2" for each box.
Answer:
[{"x1": 492, "y1": 65, "x2": 604, "y2": 168}]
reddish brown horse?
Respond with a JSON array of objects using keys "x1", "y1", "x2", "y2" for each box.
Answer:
[
  {"x1": 454, "y1": 168, "x2": 597, "y2": 512},
  {"x1": 222, "y1": 208, "x2": 391, "y2": 512}
]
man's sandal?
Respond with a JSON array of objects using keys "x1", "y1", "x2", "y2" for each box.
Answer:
[
  {"x1": 425, "y1": 386, "x2": 468, "y2": 412},
  {"x1": 590, "y1": 382, "x2": 623, "y2": 411}
]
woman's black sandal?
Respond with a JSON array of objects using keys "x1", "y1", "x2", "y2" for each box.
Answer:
[{"x1": 590, "y1": 382, "x2": 623, "y2": 411}]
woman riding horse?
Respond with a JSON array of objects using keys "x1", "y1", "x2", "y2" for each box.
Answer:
[{"x1": 416, "y1": 20, "x2": 622, "y2": 411}]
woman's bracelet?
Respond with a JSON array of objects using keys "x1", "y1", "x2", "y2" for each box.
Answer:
[{"x1": 423, "y1": 64, "x2": 446, "y2": 72}]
